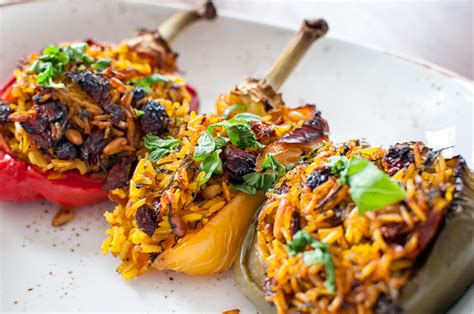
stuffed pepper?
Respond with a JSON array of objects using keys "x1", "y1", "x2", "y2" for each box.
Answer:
[
  {"x1": 102, "y1": 19, "x2": 330, "y2": 278},
  {"x1": 0, "y1": 1, "x2": 216, "y2": 207},
  {"x1": 236, "y1": 140, "x2": 473, "y2": 314}
]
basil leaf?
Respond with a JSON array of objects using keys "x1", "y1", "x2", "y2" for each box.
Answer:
[
  {"x1": 242, "y1": 172, "x2": 261, "y2": 186},
  {"x1": 231, "y1": 184, "x2": 257, "y2": 195},
  {"x1": 134, "y1": 108, "x2": 145, "y2": 118},
  {"x1": 226, "y1": 123, "x2": 258, "y2": 148},
  {"x1": 144, "y1": 135, "x2": 180, "y2": 151},
  {"x1": 222, "y1": 103, "x2": 246, "y2": 118},
  {"x1": 262, "y1": 154, "x2": 285, "y2": 174},
  {"x1": 92, "y1": 59, "x2": 112, "y2": 72},
  {"x1": 199, "y1": 149, "x2": 223, "y2": 185},
  {"x1": 144, "y1": 135, "x2": 180, "y2": 162},
  {"x1": 193, "y1": 130, "x2": 216, "y2": 161},
  {"x1": 287, "y1": 230, "x2": 313, "y2": 255},
  {"x1": 215, "y1": 135, "x2": 227, "y2": 149},
  {"x1": 149, "y1": 148, "x2": 170, "y2": 162},
  {"x1": 230, "y1": 112, "x2": 262, "y2": 123},
  {"x1": 288, "y1": 231, "x2": 335, "y2": 293},
  {"x1": 327, "y1": 156, "x2": 350, "y2": 183},
  {"x1": 33, "y1": 42, "x2": 91, "y2": 88},
  {"x1": 346, "y1": 157, "x2": 406, "y2": 214},
  {"x1": 133, "y1": 73, "x2": 170, "y2": 91}
]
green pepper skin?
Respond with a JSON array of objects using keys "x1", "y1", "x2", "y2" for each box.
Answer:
[{"x1": 235, "y1": 156, "x2": 474, "y2": 314}]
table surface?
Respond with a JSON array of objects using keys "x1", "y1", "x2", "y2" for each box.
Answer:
[
  {"x1": 0, "y1": 0, "x2": 472, "y2": 79},
  {"x1": 177, "y1": 0, "x2": 473, "y2": 79}
]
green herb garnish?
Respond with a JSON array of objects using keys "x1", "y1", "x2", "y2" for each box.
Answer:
[
  {"x1": 287, "y1": 230, "x2": 335, "y2": 292},
  {"x1": 222, "y1": 103, "x2": 247, "y2": 118},
  {"x1": 131, "y1": 73, "x2": 170, "y2": 92},
  {"x1": 328, "y1": 156, "x2": 406, "y2": 214},
  {"x1": 91, "y1": 58, "x2": 112, "y2": 72},
  {"x1": 144, "y1": 135, "x2": 180, "y2": 162},
  {"x1": 192, "y1": 113, "x2": 262, "y2": 184},
  {"x1": 134, "y1": 108, "x2": 145, "y2": 118},
  {"x1": 232, "y1": 153, "x2": 286, "y2": 195},
  {"x1": 32, "y1": 43, "x2": 90, "y2": 88}
]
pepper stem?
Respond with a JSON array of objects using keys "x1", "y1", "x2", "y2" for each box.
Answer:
[
  {"x1": 158, "y1": 1, "x2": 217, "y2": 44},
  {"x1": 264, "y1": 19, "x2": 329, "y2": 91}
]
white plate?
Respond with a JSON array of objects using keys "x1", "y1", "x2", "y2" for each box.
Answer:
[{"x1": 0, "y1": 1, "x2": 472, "y2": 312}]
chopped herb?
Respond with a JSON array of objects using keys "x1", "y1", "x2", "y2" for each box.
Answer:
[
  {"x1": 32, "y1": 43, "x2": 92, "y2": 88},
  {"x1": 231, "y1": 153, "x2": 286, "y2": 195},
  {"x1": 222, "y1": 103, "x2": 246, "y2": 118},
  {"x1": 144, "y1": 135, "x2": 180, "y2": 162},
  {"x1": 131, "y1": 73, "x2": 170, "y2": 92},
  {"x1": 300, "y1": 142, "x2": 328, "y2": 161},
  {"x1": 287, "y1": 230, "x2": 335, "y2": 292},
  {"x1": 91, "y1": 59, "x2": 112, "y2": 72},
  {"x1": 328, "y1": 156, "x2": 406, "y2": 214},
  {"x1": 193, "y1": 113, "x2": 263, "y2": 183},
  {"x1": 134, "y1": 108, "x2": 145, "y2": 118},
  {"x1": 199, "y1": 149, "x2": 223, "y2": 185}
]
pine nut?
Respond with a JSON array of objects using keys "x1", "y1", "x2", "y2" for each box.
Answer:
[
  {"x1": 65, "y1": 129, "x2": 84, "y2": 145},
  {"x1": 103, "y1": 137, "x2": 128, "y2": 155}
]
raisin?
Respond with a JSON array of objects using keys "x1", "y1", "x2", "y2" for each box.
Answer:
[
  {"x1": 103, "y1": 104, "x2": 126, "y2": 127},
  {"x1": 222, "y1": 145, "x2": 256, "y2": 183},
  {"x1": 289, "y1": 210, "x2": 300, "y2": 236},
  {"x1": 67, "y1": 71, "x2": 111, "y2": 105},
  {"x1": 384, "y1": 146, "x2": 414, "y2": 175},
  {"x1": 306, "y1": 167, "x2": 331, "y2": 189},
  {"x1": 22, "y1": 101, "x2": 67, "y2": 149},
  {"x1": 104, "y1": 157, "x2": 135, "y2": 191},
  {"x1": 54, "y1": 140, "x2": 78, "y2": 160},
  {"x1": 139, "y1": 100, "x2": 170, "y2": 135},
  {"x1": 135, "y1": 205, "x2": 157, "y2": 237},
  {"x1": 0, "y1": 101, "x2": 12, "y2": 123},
  {"x1": 131, "y1": 87, "x2": 146, "y2": 106},
  {"x1": 81, "y1": 129, "x2": 108, "y2": 167}
]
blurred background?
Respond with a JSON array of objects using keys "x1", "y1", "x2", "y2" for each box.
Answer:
[
  {"x1": 1, "y1": 0, "x2": 472, "y2": 79},
  {"x1": 179, "y1": 0, "x2": 473, "y2": 79}
]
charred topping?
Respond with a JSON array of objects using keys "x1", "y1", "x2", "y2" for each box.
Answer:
[
  {"x1": 81, "y1": 129, "x2": 109, "y2": 167},
  {"x1": 131, "y1": 87, "x2": 146, "y2": 106},
  {"x1": 222, "y1": 144, "x2": 257, "y2": 183},
  {"x1": 135, "y1": 204, "x2": 158, "y2": 237},
  {"x1": 103, "y1": 104, "x2": 127, "y2": 127},
  {"x1": 140, "y1": 100, "x2": 170, "y2": 135},
  {"x1": 278, "y1": 107, "x2": 329, "y2": 144},
  {"x1": 104, "y1": 156, "x2": 136, "y2": 191},
  {"x1": 53, "y1": 140, "x2": 78, "y2": 160},
  {"x1": 22, "y1": 101, "x2": 68, "y2": 150},
  {"x1": 384, "y1": 145, "x2": 415, "y2": 175},
  {"x1": 67, "y1": 71, "x2": 111, "y2": 105},
  {"x1": 0, "y1": 102, "x2": 12, "y2": 123},
  {"x1": 306, "y1": 166, "x2": 331, "y2": 189},
  {"x1": 250, "y1": 120, "x2": 277, "y2": 144}
]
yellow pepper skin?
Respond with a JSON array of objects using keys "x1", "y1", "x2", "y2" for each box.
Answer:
[{"x1": 154, "y1": 192, "x2": 265, "y2": 275}]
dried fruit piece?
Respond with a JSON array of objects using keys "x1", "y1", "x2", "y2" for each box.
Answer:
[{"x1": 135, "y1": 205, "x2": 157, "y2": 237}]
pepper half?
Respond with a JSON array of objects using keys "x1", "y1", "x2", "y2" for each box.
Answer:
[
  {"x1": 0, "y1": 2, "x2": 216, "y2": 207},
  {"x1": 235, "y1": 141, "x2": 474, "y2": 313}
]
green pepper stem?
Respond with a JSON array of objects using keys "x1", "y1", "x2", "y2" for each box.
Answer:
[
  {"x1": 158, "y1": 1, "x2": 217, "y2": 44},
  {"x1": 264, "y1": 19, "x2": 329, "y2": 91}
]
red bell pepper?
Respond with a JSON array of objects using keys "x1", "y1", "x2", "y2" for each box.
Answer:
[{"x1": 0, "y1": 72, "x2": 199, "y2": 207}]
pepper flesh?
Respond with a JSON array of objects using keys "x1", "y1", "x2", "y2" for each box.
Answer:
[
  {"x1": 0, "y1": 73, "x2": 199, "y2": 207},
  {"x1": 154, "y1": 192, "x2": 265, "y2": 275}
]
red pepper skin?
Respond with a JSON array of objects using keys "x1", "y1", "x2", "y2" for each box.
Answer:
[
  {"x1": 0, "y1": 149, "x2": 107, "y2": 206},
  {"x1": 0, "y1": 72, "x2": 199, "y2": 206},
  {"x1": 186, "y1": 84, "x2": 199, "y2": 113}
]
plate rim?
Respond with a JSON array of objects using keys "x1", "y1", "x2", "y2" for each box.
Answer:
[{"x1": 1, "y1": 0, "x2": 472, "y2": 87}]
